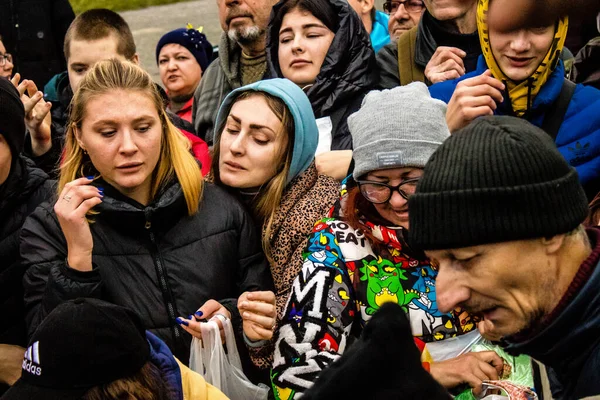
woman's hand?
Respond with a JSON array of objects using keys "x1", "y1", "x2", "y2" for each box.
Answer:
[
  {"x1": 54, "y1": 177, "x2": 103, "y2": 272},
  {"x1": 238, "y1": 291, "x2": 277, "y2": 342},
  {"x1": 445, "y1": 70, "x2": 505, "y2": 133},
  {"x1": 177, "y1": 300, "x2": 232, "y2": 343}
]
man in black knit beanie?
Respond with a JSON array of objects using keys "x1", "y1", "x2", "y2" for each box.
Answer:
[{"x1": 409, "y1": 115, "x2": 600, "y2": 399}]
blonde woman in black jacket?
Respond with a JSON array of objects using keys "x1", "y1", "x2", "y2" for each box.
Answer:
[{"x1": 19, "y1": 60, "x2": 274, "y2": 379}]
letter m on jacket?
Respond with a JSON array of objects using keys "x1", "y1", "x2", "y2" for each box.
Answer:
[{"x1": 290, "y1": 268, "x2": 332, "y2": 320}]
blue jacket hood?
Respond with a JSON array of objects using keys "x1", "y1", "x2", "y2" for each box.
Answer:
[
  {"x1": 146, "y1": 331, "x2": 184, "y2": 400},
  {"x1": 214, "y1": 78, "x2": 319, "y2": 185},
  {"x1": 371, "y1": 11, "x2": 391, "y2": 52}
]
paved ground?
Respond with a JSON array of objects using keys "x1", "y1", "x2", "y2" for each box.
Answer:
[{"x1": 121, "y1": 0, "x2": 222, "y2": 85}]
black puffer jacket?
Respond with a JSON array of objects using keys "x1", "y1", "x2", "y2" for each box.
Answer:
[
  {"x1": 0, "y1": 0, "x2": 74, "y2": 88},
  {"x1": 20, "y1": 180, "x2": 274, "y2": 372},
  {"x1": 266, "y1": 0, "x2": 378, "y2": 150},
  {"x1": 0, "y1": 156, "x2": 53, "y2": 348}
]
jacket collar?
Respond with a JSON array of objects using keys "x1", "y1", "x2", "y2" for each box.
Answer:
[
  {"x1": 94, "y1": 178, "x2": 187, "y2": 232},
  {"x1": 478, "y1": 55, "x2": 567, "y2": 117},
  {"x1": 502, "y1": 228, "x2": 600, "y2": 377},
  {"x1": 415, "y1": 11, "x2": 480, "y2": 68},
  {"x1": 146, "y1": 332, "x2": 184, "y2": 400}
]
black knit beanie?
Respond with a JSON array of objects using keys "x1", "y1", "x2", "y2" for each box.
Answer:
[
  {"x1": 408, "y1": 116, "x2": 589, "y2": 250},
  {"x1": 0, "y1": 77, "x2": 26, "y2": 158}
]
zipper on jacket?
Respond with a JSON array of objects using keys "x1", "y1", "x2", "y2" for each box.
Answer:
[{"x1": 145, "y1": 210, "x2": 181, "y2": 341}]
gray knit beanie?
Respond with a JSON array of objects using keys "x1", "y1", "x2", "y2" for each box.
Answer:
[{"x1": 349, "y1": 82, "x2": 450, "y2": 180}]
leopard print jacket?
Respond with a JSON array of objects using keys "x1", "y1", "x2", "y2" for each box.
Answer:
[{"x1": 250, "y1": 162, "x2": 339, "y2": 369}]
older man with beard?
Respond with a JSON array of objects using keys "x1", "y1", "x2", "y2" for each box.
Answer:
[{"x1": 192, "y1": 0, "x2": 277, "y2": 144}]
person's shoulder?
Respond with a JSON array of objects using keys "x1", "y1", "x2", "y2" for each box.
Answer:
[
  {"x1": 572, "y1": 82, "x2": 600, "y2": 102},
  {"x1": 565, "y1": 83, "x2": 600, "y2": 122},
  {"x1": 202, "y1": 56, "x2": 223, "y2": 79},
  {"x1": 199, "y1": 182, "x2": 246, "y2": 215},
  {"x1": 377, "y1": 41, "x2": 399, "y2": 63}
]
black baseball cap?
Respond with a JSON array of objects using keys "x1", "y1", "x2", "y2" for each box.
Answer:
[{"x1": 2, "y1": 298, "x2": 150, "y2": 400}]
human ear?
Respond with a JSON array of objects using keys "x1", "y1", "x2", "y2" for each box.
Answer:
[{"x1": 541, "y1": 233, "x2": 567, "y2": 255}]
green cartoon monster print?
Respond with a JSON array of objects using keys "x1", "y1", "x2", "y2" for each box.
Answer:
[{"x1": 360, "y1": 256, "x2": 419, "y2": 315}]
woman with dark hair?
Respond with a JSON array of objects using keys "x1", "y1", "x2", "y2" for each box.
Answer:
[{"x1": 266, "y1": 0, "x2": 378, "y2": 180}]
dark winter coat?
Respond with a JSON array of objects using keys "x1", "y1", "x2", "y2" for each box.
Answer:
[
  {"x1": 503, "y1": 228, "x2": 600, "y2": 400},
  {"x1": 20, "y1": 180, "x2": 274, "y2": 373},
  {"x1": 266, "y1": 0, "x2": 378, "y2": 151},
  {"x1": 0, "y1": 0, "x2": 74, "y2": 88},
  {"x1": 377, "y1": 10, "x2": 481, "y2": 89},
  {"x1": 0, "y1": 156, "x2": 52, "y2": 348}
]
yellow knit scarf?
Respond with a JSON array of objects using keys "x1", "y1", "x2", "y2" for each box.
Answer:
[{"x1": 477, "y1": 0, "x2": 568, "y2": 116}]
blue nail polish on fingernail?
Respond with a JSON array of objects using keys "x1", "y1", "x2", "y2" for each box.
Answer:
[
  {"x1": 175, "y1": 317, "x2": 189, "y2": 326},
  {"x1": 195, "y1": 311, "x2": 203, "y2": 317},
  {"x1": 86, "y1": 175, "x2": 94, "y2": 180},
  {"x1": 188, "y1": 315, "x2": 194, "y2": 320}
]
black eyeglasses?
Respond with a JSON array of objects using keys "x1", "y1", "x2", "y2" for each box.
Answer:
[
  {"x1": 0, "y1": 53, "x2": 12, "y2": 66},
  {"x1": 383, "y1": 0, "x2": 425, "y2": 15},
  {"x1": 357, "y1": 178, "x2": 420, "y2": 204}
]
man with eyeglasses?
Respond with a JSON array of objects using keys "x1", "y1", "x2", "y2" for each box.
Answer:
[
  {"x1": 377, "y1": 0, "x2": 481, "y2": 88},
  {"x1": 383, "y1": 0, "x2": 425, "y2": 42}
]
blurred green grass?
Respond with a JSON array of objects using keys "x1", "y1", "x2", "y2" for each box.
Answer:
[{"x1": 69, "y1": 0, "x2": 194, "y2": 14}]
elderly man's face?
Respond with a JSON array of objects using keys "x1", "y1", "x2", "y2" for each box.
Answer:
[
  {"x1": 217, "y1": 0, "x2": 276, "y2": 44},
  {"x1": 427, "y1": 238, "x2": 558, "y2": 339}
]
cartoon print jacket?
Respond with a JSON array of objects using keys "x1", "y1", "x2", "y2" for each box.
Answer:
[{"x1": 270, "y1": 178, "x2": 476, "y2": 399}]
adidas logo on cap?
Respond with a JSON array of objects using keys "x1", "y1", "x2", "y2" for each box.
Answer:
[{"x1": 22, "y1": 341, "x2": 42, "y2": 376}]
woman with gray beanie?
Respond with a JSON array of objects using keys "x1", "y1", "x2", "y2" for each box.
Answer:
[{"x1": 271, "y1": 82, "x2": 504, "y2": 398}]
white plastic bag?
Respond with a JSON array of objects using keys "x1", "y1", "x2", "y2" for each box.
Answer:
[{"x1": 189, "y1": 319, "x2": 269, "y2": 400}]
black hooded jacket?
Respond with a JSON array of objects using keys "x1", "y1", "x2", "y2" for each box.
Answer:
[
  {"x1": 20, "y1": 180, "x2": 274, "y2": 375},
  {"x1": 266, "y1": 0, "x2": 378, "y2": 151},
  {"x1": 0, "y1": 156, "x2": 53, "y2": 349}
]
